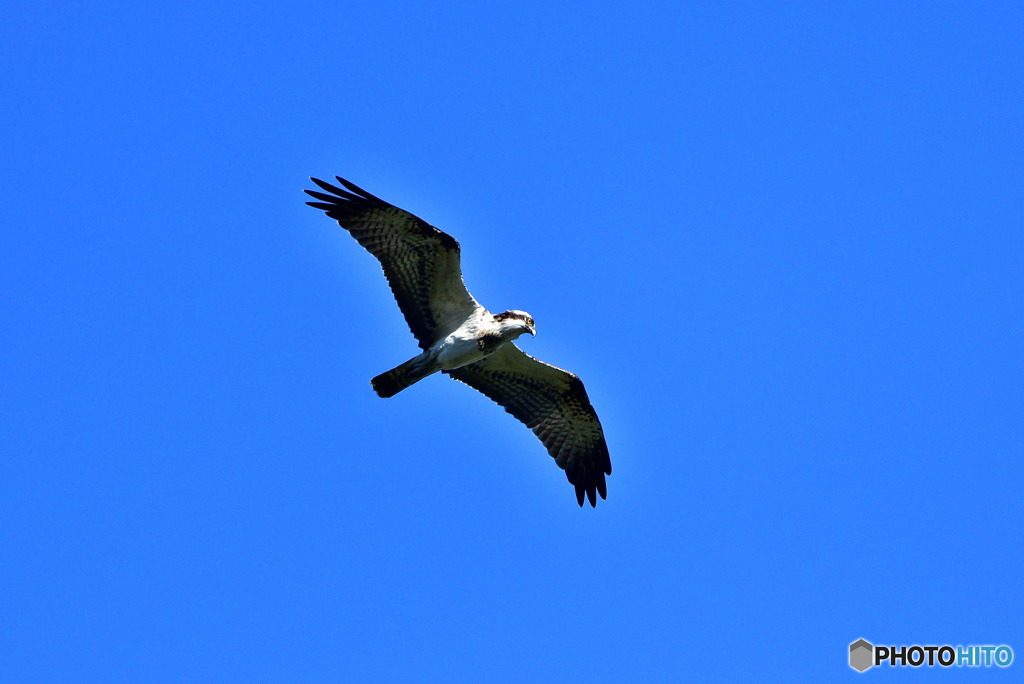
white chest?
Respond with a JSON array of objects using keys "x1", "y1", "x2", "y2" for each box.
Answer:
[{"x1": 432, "y1": 316, "x2": 501, "y2": 370}]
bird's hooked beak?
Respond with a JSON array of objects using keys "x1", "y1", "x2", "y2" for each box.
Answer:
[{"x1": 528, "y1": 325, "x2": 536, "y2": 337}]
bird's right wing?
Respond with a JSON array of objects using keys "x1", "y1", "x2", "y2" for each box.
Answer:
[
  {"x1": 305, "y1": 176, "x2": 483, "y2": 349},
  {"x1": 445, "y1": 344, "x2": 612, "y2": 507}
]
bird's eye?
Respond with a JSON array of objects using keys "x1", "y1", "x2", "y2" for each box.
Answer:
[{"x1": 528, "y1": 318, "x2": 534, "y2": 326}]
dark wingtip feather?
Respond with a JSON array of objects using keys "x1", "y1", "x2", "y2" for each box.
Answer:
[
  {"x1": 305, "y1": 189, "x2": 341, "y2": 204},
  {"x1": 310, "y1": 176, "x2": 346, "y2": 196},
  {"x1": 335, "y1": 176, "x2": 383, "y2": 201},
  {"x1": 575, "y1": 486, "x2": 585, "y2": 507}
]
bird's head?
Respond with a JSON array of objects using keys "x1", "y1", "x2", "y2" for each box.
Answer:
[{"x1": 494, "y1": 310, "x2": 536, "y2": 338}]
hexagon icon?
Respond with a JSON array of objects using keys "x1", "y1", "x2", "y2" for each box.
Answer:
[{"x1": 849, "y1": 639, "x2": 874, "y2": 672}]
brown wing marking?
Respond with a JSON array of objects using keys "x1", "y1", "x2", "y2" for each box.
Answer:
[
  {"x1": 305, "y1": 176, "x2": 481, "y2": 348},
  {"x1": 445, "y1": 344, "x2": 612, "y2": 507}
]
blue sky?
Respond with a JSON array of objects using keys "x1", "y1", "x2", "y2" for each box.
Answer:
[{"x1": 2, "y1": 1, "x2": 1021, "y2": 681}]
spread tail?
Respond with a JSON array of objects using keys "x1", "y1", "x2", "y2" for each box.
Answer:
[{"x1": 371, "y1": 355, "x2": 431, "y2": 398}]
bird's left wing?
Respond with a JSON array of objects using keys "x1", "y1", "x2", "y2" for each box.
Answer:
[
  {"x1": 445, "y1": 345, "x2": 612, "y2": 507},
  {"x1": 305, "y1": 176, "x2": 483, "y2": 349}
]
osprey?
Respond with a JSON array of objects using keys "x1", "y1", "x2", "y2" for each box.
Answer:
[{"x1": 305, "y1": 176, "x2": 612, "y2": 507}]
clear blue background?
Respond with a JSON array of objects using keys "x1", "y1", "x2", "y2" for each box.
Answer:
[{"x1": 2, "y1": 2, "x2": 1021, "y2": 681}]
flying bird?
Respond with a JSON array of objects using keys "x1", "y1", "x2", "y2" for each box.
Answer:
[{"x1": 304, "y1": 176, "x2": 611, "y2": 507}]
